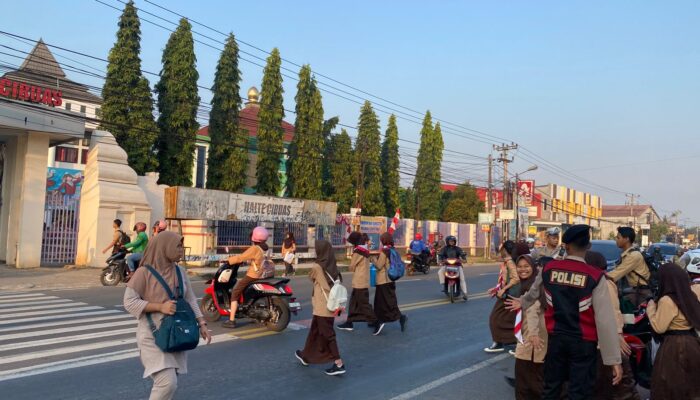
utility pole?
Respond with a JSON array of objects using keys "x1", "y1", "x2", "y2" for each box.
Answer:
[
  {"x1": 626, "y1": 193, "x2": 640, "y2": 232},
  {"x1": 486, "y1": 154, "x2": 493, "y2": 258},
  {"x1": 494, "y1": 143, "x2": 518, "y2": 240}
]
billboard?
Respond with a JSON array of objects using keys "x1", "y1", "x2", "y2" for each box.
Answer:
[
  {"x1": 46, "y1": 168, "x2": 83, "y2": 199},
  {"x1": 359, "y1": 216, "x2": 387, "y2": 251},
  {"x1": 516, "y1": 180, "x2": 535, "y2": 206}
]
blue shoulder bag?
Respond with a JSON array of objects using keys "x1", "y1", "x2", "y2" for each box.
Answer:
[{"x1": 145, "y1": 265, "x2": 200, "y2": 353}]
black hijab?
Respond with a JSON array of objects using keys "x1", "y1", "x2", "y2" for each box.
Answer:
[
  {"x1": 380, "y1": 232, "x2": 394, "y2": 257},
  {"x1": 315, "y1": 239, "x2": 341, "y2": 286},
  {"x1": 656, "y1": 263, "x2": 700, "y2": 331}
]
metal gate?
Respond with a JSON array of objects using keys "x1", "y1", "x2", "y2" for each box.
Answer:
[{"x1": 41, "y1": 192, "x2": 80, "y2": 265}]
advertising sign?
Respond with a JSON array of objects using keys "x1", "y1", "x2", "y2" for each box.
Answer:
[
  {"x1": 528, "y1": 226, "x2": 537, "y2": 235},
  {"x1": 481, "y1": 224, "x2": 491, "y2": 232},
  {"x1": 499, "y1": 209, "x2": 515, "y2": 220},
  {"x1": 478, "y1": 212, "x2": 495, "y2": 224},
  {"x1": 359, "y1": 216, "x2": 387, "y2": 251},
  {"x1": 517, "y1": 206, "x2": 529, "y2": 240},
  {"x1": 516, "y1": 180, "x2": 535, "y2": 205},
  {"x1": 46, "y1": 168, "x2": 83, "y2": 199}
]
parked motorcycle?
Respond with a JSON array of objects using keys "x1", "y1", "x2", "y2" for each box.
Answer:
[
  {"x1": 406, "y1": 251, "x2": 431, "y2": 275},
  {"x1": 443, "y1": 258, "x2": 464, "y2": 303},
  {"x1": 200, "y1": 261, "x2": 301, "y2": 332},
  {"x1": 100, "y1": 250, "x2": 129, "y2": 286}
]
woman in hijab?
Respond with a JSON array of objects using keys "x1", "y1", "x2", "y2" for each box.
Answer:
[
  {"x1": 123, "y1": 231, "x2": 211, "y2": 400},
  {"x1": 647, "y1": 263, "x2": 700, "y2": 400},
  {"x1": 337, "y1": 231, "x2": 377, "y2": 332},
  {"x1": 485, "y1": 240, "x2": 521, "y2": 353},
  {"x1": 512, "y1": 254, "x2": 547, "y2": 400},
  {"x1": 295, "y1": 239, "x2": 346, "y2": 376},
  {"x1": 281, "y1": 232, "x2": 297, "y2": 277},
  {"x1": 372, "y1": 232, "x2": 407, "y2": 336}
]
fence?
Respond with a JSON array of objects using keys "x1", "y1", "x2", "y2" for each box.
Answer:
[
  {"x1": 41, "y1": 193, "x2": 80, "y2": 265},
  {"x1": 273, "y1": 222, "x2": 308, "y2": 246}
]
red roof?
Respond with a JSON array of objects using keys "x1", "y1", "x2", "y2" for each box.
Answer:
[
  {"x1": 441, "y1": 184, "x2": 457, "y2": 192},
  {"x1": 602, "y1": 205, "x2": 653, "y2": 218},
  {"x1": 197, "y1": 105, "x2": 295, "y2": 143}
]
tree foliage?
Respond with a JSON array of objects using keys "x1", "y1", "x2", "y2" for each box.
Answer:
[
  {"x1": 321, "y1": 116, "x2": 339, "y2": 198},
  {"x1": 381, "y1": 115, "x2": 400, "y2": 216},
  {"x1": 650, "y1": 221, "x2": 671, "y2": 243},
  {"x1": 328, "y1": 129, "x2": 356, "y2": 213},
  {"x1": 441, "y1": 182, "x2": 484, "y2": 223},
  {"x1": 414, "y1": 112, "x2": 444, "y2": 220},
  {"x1": 255, "y1": 48, "x2": 285, "y2": 195},
  {"x1": 155, "y1": 18, "x2": 200, "y2": 186},
  {"x1": 355, "y1": 101, "x2": 383, "y2": 216},
  {"x1": 288, "y1": 65, "x2": 324, "y2": 199},
  {"x1": 101, "y1": 1, "x2": 158, "y2": 175},
  {"x1": 399, "y1": 187, "x2": 416, "y2": 220},
  {"x1": 206, "y1": 34, "x2": 247, "y2": 191}
]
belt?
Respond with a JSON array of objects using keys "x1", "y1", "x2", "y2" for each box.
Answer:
[{"x1": 663, "y1": 329, "x2": 698, "y2": 337}]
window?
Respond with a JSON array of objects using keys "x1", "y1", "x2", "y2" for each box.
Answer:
[
  {"x1": 55, "y1": 146, "x2": 79, "y2": 163},
  {"x1": 80, "y1": 105, "x2": 86, "y2": 114},
  {"x1": 95, "y1": 107, "x2": 101, "y2": 118},
  {"x1": 80, "y1": 149, "x2": 89, "y2": 164},
  {"x1": 195, "y1": 145, "x2": 207, "y2": 188},
  {"x1": 65, "y1": 103, "x2": 72, "y2": 111}
]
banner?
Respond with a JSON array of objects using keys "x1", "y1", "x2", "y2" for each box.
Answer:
[
  {"x1": 516, "y1": 180, "x2": 535, "y2": 205},
  {"x1": 359, "y1": 216, "x2": 387, "y2": 251},
  {"x1": 46, "y1": 167, "x2": 83, "y2": 200}
]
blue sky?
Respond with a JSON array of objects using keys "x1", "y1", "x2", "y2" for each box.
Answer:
[{"x1": 3, "y1": 1, "x2": 699, "y2": 222}]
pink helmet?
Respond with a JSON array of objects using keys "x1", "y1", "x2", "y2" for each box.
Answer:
[{"x1": 252, "y1": 226, "x2": 269, "y2": 243}]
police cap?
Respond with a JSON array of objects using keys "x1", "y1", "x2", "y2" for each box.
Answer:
[{"x1": 562, "y1": 224, "x2": 591, "y2": 245}]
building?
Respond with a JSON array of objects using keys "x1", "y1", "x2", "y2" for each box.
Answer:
[
  {"x1": 530, "y1": 184, "x2": 603, "y2": 238},
  {"x1": 195, "y1": 87, "x2": 295, "y2": 194},
  {"x1": 599, "y1": 204, "x2": 660, "y2": 242}
]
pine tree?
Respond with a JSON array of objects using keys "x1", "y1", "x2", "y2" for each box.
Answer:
[
  {"x1": 381, "y1": 114, "x2": 400, "y2": 216},
  {"x1": 206, "y1": 34, "x2": 246, "y2": 191},
  {"x1": 399, "y1": 187, "x2": 416, "y2": 219},
  {"x1": 101, "y1": 0, "x2": 158, "y2": 174},
  {"x1": 414, "y1": 112, "x2": 443, "y2": 220},
  {"x1": 328, "y1": 129, "x2": 356, "y2": 213},
  {"x1": 288, "y1": 65, "x2": 324, "y2": 199},
  {"x1": 155, "y1": 18, "x2": 200, "y2": 186},
  {"x1": 321, "y1": 116, "x2": 339, "y2": 199},
  {"x1": 255, "y1": 48, "x2": 285, "y2": 195},
  {"x1": 355, "y1": 101, "x2": 383, "y2": 216}
]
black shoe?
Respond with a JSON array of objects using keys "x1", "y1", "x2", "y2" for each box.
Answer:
[
  {"x1": 295, "y1": 350, "x2": 308, "y2": 366},
  {"x1": 221, "y1": 320, "x2": 236, "y2": 329},
  {"x1": 504, "y1": 376, "x2": 516, "y2": 388},
  {"x1": 399, "y1": 315, "x2": 408, "y2": 332},
  {"x1": 367, "y1": 322, "x2": 378, "y2": 329},
  {"x1": 372, "y1": 322, "x2": 385, "y2": 336},
  {"x1": 337, "y1": 321, "x2": 354, "y2": 331},
  {"x1": 462, "y1": 295, "x2": 468, "y2": 301},
  {"x1": 484, "y1": 342, "x2": 504, "y2": 353},
  {"x1": 325, "y1": 363, "x2": 346, "y2": 376}
]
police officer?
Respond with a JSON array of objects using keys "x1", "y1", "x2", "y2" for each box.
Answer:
[
  {"x1": 506, "y1": 225, "x2": 622, "y2": 400},
  {"x1": 532, "y1": 227, "x2": 565, "y2": 260}
]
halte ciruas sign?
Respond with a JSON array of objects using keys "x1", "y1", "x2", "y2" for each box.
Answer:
[{"x1": 0, "y1": 78, "x2": 63, "y2": 106}]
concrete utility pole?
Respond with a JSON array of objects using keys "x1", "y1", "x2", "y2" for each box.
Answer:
[
  {"x1": 494, "y1": 143, "x2": 518, "y2": 240},
  {"x1": 486, "y1": 154, "x2": 493, "y2": 258},
  {"x1": 626, "y1": 193, "x2": 640, "y2": 231}
]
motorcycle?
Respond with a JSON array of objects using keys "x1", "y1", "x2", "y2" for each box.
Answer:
[
  {"x1": 406, "y1": 251, "x2": 431, "y2": 275},
  {"x1": 622, "y1": 301, "x2": 657, "y2": 389},
  {"x1": 100, "y1": 250, "x2": 129, "y2": 286},
  {"x1": 443, "y1": 258, "x2": 464, "y2": 303},
  {"x1": 200, "y1": 261, "x2": 301, "y2": 332}
]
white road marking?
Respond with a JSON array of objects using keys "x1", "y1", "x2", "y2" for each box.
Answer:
[
  {"x1": 0, "y1": 310, "x2": 120, "y2": 326},
  {"x1": 0, "y1": 306, "x2": 103, "y2": 320},
  {"x1": 0, "y1": 337, "x2": 138, "y2": 365},
  {"x1": 0, "y1": 296, "x2": 60, "y2": 304},
  {"x1": 0, "y1": 314, "x2": 133, "y2": 333},
  {"x1": 0, "y1": 320, "x2": 136, "y2": 341},
  {"x1": 387, "y1": 354, "x2": 510, "y2": 400},
  {"x1": 0, "y1": 293, "x2": 50, "y2": 300},
  {"x1": 0, "y1": 328, "x2": 136, "y2": 351},
  {"x1": 0, "y1": 302, "x2": 88, "y2": 313}
]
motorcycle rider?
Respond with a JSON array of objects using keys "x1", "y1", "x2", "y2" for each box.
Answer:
[
  {"x1": 687, "y1": 260, "x2": 700, "y2": 299},
  {"x1": 532, "y1": 227, "x2": 565, "y2": 260},
  {"x1": 408, "y1": 233, "x2": 430, "y2": 268},
  {"x1": 124, "y1": 222, "x2": 148, "y2": 274},
  {"x1": 437, "y1": 235, "x2": 468, "y2": 301},
  {"x1": 608, "y1": 227, "x2": 651, "y2": 308},
  {"x1": 434, "y1": 234, "x2": 446, "y2": 254},
  {"x1": 526, "y1": 237, "x2": 536, "y2": 250}
]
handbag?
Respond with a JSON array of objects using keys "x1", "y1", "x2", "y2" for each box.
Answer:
[
  {"x1": 145, "y1": 265, "x2": 200, "y2": 353},
  {"x1": 283, "y1": 252, "x2": 295, "y2": 264}
]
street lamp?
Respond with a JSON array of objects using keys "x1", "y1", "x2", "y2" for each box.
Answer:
[{"x1": 515, "y1": 165, "x2": 538, "y2": 241}]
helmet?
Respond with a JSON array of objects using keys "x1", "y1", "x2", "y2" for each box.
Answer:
[
  {"x1": 686, "y1": 250, "x2": 700, "y2": 275},
  {"x1": 526, "y1": 238, "x2": 535, "y2": 244},
  {"x1": 251, "y1": 226, "x2": 270, "y2": 243},
  {"x1": 446, "y1": 235, "x2": 457, "y2": 245},
  {"x1": 546, "y1": 227, "x2": 560, "y2": 236},
  {"x1": 153, "y1": 219, "x2": 167, "y2": 233},
  {"x1": 135, "y1": 222, "x2": 147, "y2": 232},
  {"x1": 415, "y1": 233, "x2": 423, "y2": 241}
]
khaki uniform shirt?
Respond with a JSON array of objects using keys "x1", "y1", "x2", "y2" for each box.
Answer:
[
  {"x1": 349, "y1": 252, "x2": 370, "y2": 289},
  {"x1": 533, "y1": 245, "x2": 565, "y2": 260},
  {"x1": 228, "y1": 246, "x2": 265, "y2": 279},
  {"x1": 374, "y1": 251, "x2": 390, "y2": 286},
  {"x1": 608, "y1": 248, "x2": 650, "y2": 287},
  {"x1": 514, "y1": 299, "x2": 548, "y2": 363},
  {"x1": 309, "y1": 263, "x2": 335, "y2": 318},
  {"x1": 647, "y1": 295, "x2": 693, "y2": 333}
]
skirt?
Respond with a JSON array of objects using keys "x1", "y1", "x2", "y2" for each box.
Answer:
[
  {"x1": 489, "y1": 298, "x2": 516, "y2": 344},
  {"x1": 515, "y1": 358, "x2": 544, "y2": 400},
  {"x1": 346, "y1": 288, "x2": 377, "y2": 324},
  {"x1": 650, "y1": 333, "x2": 700, "y2": 400},
  {"x1": 300, "y1": 316, "x2": 340, "y2": 364},
  {"x1": 593, "y1": 351, "x2": 640, "y2": 400},
  {"x1": 374, "y1": 282, "x2": 402, "y2": 323}
]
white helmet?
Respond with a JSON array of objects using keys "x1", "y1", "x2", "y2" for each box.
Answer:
[
  {"x1": 687, "y1": 252, "x2": 700, "y2": 275},
  {"x1": 546, "y1": 227, "x2": 561, "y2": 236},
  {"x1": 526, "y1": 238, "x2": 535, "y2": 244}
]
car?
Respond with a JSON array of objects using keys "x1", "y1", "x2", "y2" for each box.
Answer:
[
  {"x1": 645, "y1": 243, "x2": 679, "y2": 263},
  {"x1": 589, "y1": 240, "x2": 622, "y2": 272}
]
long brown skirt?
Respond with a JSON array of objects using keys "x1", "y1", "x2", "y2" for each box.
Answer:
[
  {"x1": 593, "y1": 351, "x2": 640, "y2": 400},
  {"x1": 346, "y1": 288, "x2": 377, "y2": 324},
  {"x1": 515, "y1": 358, "x2": 544, "y2": 400},
  {"x1": 300, "y1": 316, "x2": 340, "y2": 364},
  {"x1": 489, "y1": 298, "x2": 516, "y2": 344},
  {"x1": 374, "y1": 282, "x2": 402, "y2": 323},
  {"x1": 651, "y1": 334, "x2": 700, "y2": 400}
]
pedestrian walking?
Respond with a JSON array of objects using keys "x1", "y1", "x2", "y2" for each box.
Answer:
[
  {"x1": 372, "y1": 232, "x2": 407, "y2": 336},
  {"x1": 295, "y1": 239, "x2": 346, "y2": 376},
  {"x1": 281, "y1": 232, "x2": 297, "y2": 277},
  {"x1": 123, "y1": 231, "x2": 212, "y2": 400},
  {"x1": 512, "y1": 254, "x2": 548, "y2": 400},
  {"x1": 506, "y1": 225, "x2": 622, "y2": 400},
  {"x1": 647, "y1": 263, "x2": 700, "y2": 400},
  {"x1": 485, "y1": 240, "x2": 520, "y2": 353},
  {"x1": 338, "y1": 231, "x2": 377, "y2": 331}
]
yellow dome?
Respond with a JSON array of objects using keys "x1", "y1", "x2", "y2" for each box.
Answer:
[{"x1": 247, "y1": 86, "x2": 259, "y2": 103}]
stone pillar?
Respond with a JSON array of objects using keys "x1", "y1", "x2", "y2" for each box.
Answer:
[
  {"x1": 4, "y1": 132, "x2": 50, "y2": 268},
  {"x1": 76, "y1": 130, "x2": 151, "y2": 267}
]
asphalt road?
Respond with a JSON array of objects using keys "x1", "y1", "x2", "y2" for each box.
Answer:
[{"x1": 0, "y1": 264, "x2": 649, "y2": 400}]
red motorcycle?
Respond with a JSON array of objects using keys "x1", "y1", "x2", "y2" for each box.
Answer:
[
  {"x1": 200, "y1": 262, "x2": 301, "y2": 332},
  {"x1": 443, "y1": 258, "x2": 464, "y2": 303},
  {"x1": 622, "y1": 301, "x2": 656, "y2": 389}
]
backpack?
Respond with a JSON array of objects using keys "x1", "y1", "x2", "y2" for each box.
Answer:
[
  {"x1": 322, "y1": 271, "x2": 348, "y2": 313},
  {"x1": 636, "y1": 249, "x2": 660, "y2": 291},
  {"x1": 254, "y1": 246, "x2": 276, "y2": 278},
  {"x1": 387, "y1": 248, "x2": 406, "y2": 281},
  {"x1": 144, "y1": 265, "x2": 200, "y2": 353},
  {"x1": 118, "y1": 230, "x2": 130, "y2": 246}
]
